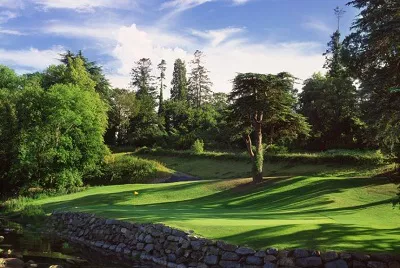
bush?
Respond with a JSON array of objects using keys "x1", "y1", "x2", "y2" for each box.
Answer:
[
  {"x1": 192, "y1": 139, "x2": 204, "y2": 154},
  {"x1": 1, "y1": 197, "x2": 46, "y2": 222},
  {"x1": 265, "y1": 144, "x2": 288, "y2": 154},
  {"x1": 88, "y1": 154, "x2": 172, "y2": 185}
]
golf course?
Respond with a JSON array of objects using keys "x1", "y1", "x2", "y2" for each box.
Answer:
[{"x1": 25, "y1": 153, "x2": 399, "y2": 253}]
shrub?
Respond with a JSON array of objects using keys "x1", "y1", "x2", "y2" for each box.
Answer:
[
  {"x1": 192, "y1": 139, "x2": 204, "y2": 154},
  {"x1": 264, "y1": 144, "x2": 288, "y2": 154},
  {"x1": 88, "y1": 154, "x2": 172, "y2": 185}
]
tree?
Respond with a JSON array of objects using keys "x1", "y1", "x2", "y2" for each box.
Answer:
[
  {"x1": 171, "y1": 59, "x2": 188, "y2": 102},
  {"x1": 229, "y1": 73, "x2": 309, "y2": 183},
  {"x1": 0, "y1": 65, "x2": 20, "y2": 90},
  {"x1": 131, "y1": 58, "x2": 157, "y2": 101},
  {"x1": 343, "y1": 0, "x2": 400, "y2": 161},
  {"x1": 188, "y1": 50, "x2": 213, "y2": 107},
  {"x1": 157, "y1": 59, "x2": 167, "y2": 115}
]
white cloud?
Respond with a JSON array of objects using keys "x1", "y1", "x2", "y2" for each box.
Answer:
[
  {"x1": 303, "y1": 19, "x2": 333, "y2": 34},
  {"x1": 0, "y1": 27, "x2": 24, "y2": 35},
  {"x1": 0, "y1": 10, "x2": 18, "y2": 23},
  {"x1": 32, "y1": 0, "x2": 136, "y2": 12},
  {"x1": 0, "y1": 46, "x2": 64, "y2": 70},
  {"x1": 0, "y1": 0, "x2": 24, "y2": 9},
  {"x1": 190, "y1": 27, "x2": 244, "y2": 47},
  {"x1": 232, "y1": 0, "x2": 252, "y2": 5}
]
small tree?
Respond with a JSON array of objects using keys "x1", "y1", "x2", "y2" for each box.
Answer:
[{"x1": 229, "y1": 73, "x2": 309, "y2": 183}]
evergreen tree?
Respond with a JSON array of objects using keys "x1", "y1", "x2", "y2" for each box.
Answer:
[
  {"x1": 188, "y1": 50, "x2": 213, "y2": 107},
  {"x1": 130, "y1": 58, "x2": 157, "y2": 103},
  {"x1": 157, "y1": 59, "x2": 167, "y2": 115},
  {"x1": 170, "y1": 59, "x2": 188, "y2": 102}
]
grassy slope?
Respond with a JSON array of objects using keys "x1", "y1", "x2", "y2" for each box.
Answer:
[{"x1": 30, "y1": 156, "x2": 400, "y2": 252}]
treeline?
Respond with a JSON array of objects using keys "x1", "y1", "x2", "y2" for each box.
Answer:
[{"x1": 0, "y1": 0, "x2": 399, "y2": 195}]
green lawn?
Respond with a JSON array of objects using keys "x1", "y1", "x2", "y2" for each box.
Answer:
[{"x1": 30, "y1": 168, "x2": 400, "y2": 252}]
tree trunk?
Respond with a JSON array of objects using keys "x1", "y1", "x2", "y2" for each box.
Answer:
[{"x1": 252, "y1": 116, "x2": 263, "y2": 183}]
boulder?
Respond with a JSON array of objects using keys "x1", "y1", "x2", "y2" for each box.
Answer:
[
  {"x1": 293, "y1": 249, "x2": 310, "y2": 258},
  {"x1": 325, "y1": 259, "x2": 349, "y2": 268},
  {"x1": 296, "y1": 257, "x2": 323, "y2": 267},
  {"x1": 264, "y1": 255, "x2": 277, "y2": 262},
  {"x1": 322, "y1": 252, "x2": 339, "y2": 262},
  {"x1": 246, "y1": 256, "x2": 263, "y2": 266},
  {"x1": 236, "y1": 247, "x2": 256, "y2": 255},
  {"x1": 278, "y1": 257, "x2": 295, "y2": 267},
  {"x1": 222, "y1": 252, "x2": 240, "y2": 261},
  {"x1": 217, "y1": 241, "x2": 238, "y2": 252},
  {"x1": 204, "y1": 255, "x2": 219, "y2": 265}
]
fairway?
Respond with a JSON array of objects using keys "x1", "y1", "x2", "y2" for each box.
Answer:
[{"x1": 31, "y1": 174, "x2": 400, "y2": 252}]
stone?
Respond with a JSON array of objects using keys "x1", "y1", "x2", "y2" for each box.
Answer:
[
  {"x1": 255, "y1": 251, "x2": 267, "y2": 258},
  {"x1": 264, "y1": 255, "x2": 277, "y2": 262},
  {"x1": 293, "y1": 249, "x2": 310, "y2": 258},
  {"x1": 144, "y1": 244, "x2": 154, "y2": 253},
  {"x1": 0, "y1": 258, "x2": 25, "y2": 268},
  {"x1": 168, "y1": 254, "x2": 177, "y2": 262},
  {"x1": 278, "y1": 257, "x2": 295, "y2": 267},
  {"x1": 371, "y1": 254, "x2": 393, "y2": 263},
  {"x1": 368, "y1": 262, "x2": 388, "y2": 268},
  {"x1": 312, "y1": 251, "x2": 321, "y2": 257},
  {"x1": 172, "y1": 229, "x2": 187, "y2": 237},
  {"x1": 340, "y1": 253, "x2": 352, "y2": 261},
  {"x1": 49, "y1": 266, "x2": 63, "y2": 268},
  {"x1": 217, "y1": 241, "x2": 238, "y2": 252},
  {"x1": 204, "y1": 255, "x2": 219, "y2": 265},
  {"x1": 264, "y1": 262, "x2": 277, "y2": 268},
  {"x1": 353, "y1": 260, "x2": 367, "y2": 268},
  {"x1": 136, "y1": 243, "x2": 145, "y2": 250},
  {"x1": 236, "y1": 247, "x2": 256, "y2": 255},
  {"x1": 221, "y1": 252, "x2": 240, "y2": 261},
  {"x1": 322, "y1": 252, "x2": 339, "y2": 262},
  {"x1": 389, "y1": 262, "x2": 400, "y2": 268},
  {"x1": 246, "y1": 256, "x2": 263, "y2": 266},
  {"x1": 219, "y1": 260, "x2": 241, "y2": 268},
  {"x1": 325, "y1": 259, "x2": 349, "y2": 268},
  {"x1": 191, "y1": 241, "x2": 204, "y2": 251},
  {"x1": 353, "y1": 254, "x2": 371, "y2": 262},
  {"x1": 121, "y1": 228, "x2": 127, "y2": 234},
  {"x1": 266, "y1": 248, "x2": 278, "y2": 256},
  {"x1": 278, "y1": 250, "x2": 290, "y2": 258},
  {"x1": 144, "y1": 234, "x2": 154, "y2": 243},
  {"x1": 95, "y1": 241, "x2": 104, "y2": 248},
  {"x1": 296, "y1": 257, "x2": 323, "y2": 267}
]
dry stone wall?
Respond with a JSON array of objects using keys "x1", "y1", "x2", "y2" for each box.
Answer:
[{"x1": 47, "y1": 212, "x2": 400, "y2": 268}]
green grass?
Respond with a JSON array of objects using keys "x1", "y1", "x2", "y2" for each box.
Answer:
[
  {"x1": 4, "y1": 152, "x2": 399, "y2": 252},
  {"x1": 26, "y1": 174, "x2": 399, "y2": 252}
]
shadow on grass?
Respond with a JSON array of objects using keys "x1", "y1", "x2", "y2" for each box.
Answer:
[{"x1": 39, "y1": 176, "x2": 399, "y2": 252}]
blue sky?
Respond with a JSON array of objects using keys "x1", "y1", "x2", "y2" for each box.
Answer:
[{"x1": 0, "y1": 0, "x2": 357, "y2": 94}]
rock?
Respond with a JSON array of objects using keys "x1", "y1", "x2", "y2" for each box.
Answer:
[
  {"x1": 278, "y1": 257, "x2": 295, "y2": 267},
  {"x1": 325, "y1": 259, "x2": 349, "y2": 268},
  {"x1": 168, "y1": 254, "x2": 177, "y2": 262},
  {"x1": 312, "y1": 250, "x2": 321, "y2": 257},
  {"x1": 264, "y1": 262, "x2": 277, "y2": 268},
  {"x1": 246, "y1": 256, "x2": 263, "y2": 266},
  {"x1": 353, "y1": 260, "x2": 367, "y2": 268},
  {"x1": 236, "y1": 247, "x2": 256, "y2": 255},
  {"x1": 204, "y1": 255, "x2": 219, "y2": 265},
  {"x1": 340, "y1": 253, "x2": 352, "y2": 261},
  {"x1": 371, "y1": 254, "x2": 393, "y2": 263},
  {"x1": 217, "y1": 241, "x2": 238, "y2": 252},
  {"x1": 389, "y1": 262, "x2": 400, "y2": 268},
  {"x1": 144, "y1": 244, "x2": 154, "y2": 253},
  {"x1": 322, "y1": 252, "x2": 339, "y2": 262},
  {"x1": 0, "y1": 236, "x2": 4, "y2": 243},
  {"x1": 353, "y1": 254, "x2": 371, "y2": 262},
  {"x1": 0, "y1": 258, "x2": 25, "y2": 268},
  {"x1": 49, "y1": 266, "x2": 63, "y2": 268},
  {"x1": 222, "y1": 252, "x2": 240, "y2": 261},
  {"x1": 190, "y1": 241, "x2": 204, "y2": 251},
  {"x1": 219, "y1": 260, "x2": 241, "y2": 268},
  {"x1": 278, "y1": 250, "x2": 290, "y2": 258},
  {"x1": 264, "y1": 255, "x2": 277, "y2": 262},
  {"x1": 367, "y1": 262, "x2": 388, "y2": 268},
  {"x1": 136, "y1": 243, "x2": 145, "y2": 250},
  {"x1": 266, "y1": 248, "x2": 278, "y2": 256},
  {"x1": 296, "y1": 257, "x2": 323, "y2": 267},
  {"x1": 255, "y1": 251, "x2": 267, "y2": 258},
  {"x1": 144, "y1": 234, "x2": 154, "y2": 243},
  {"x1": 293, "y1": 249, "x2": 310, "y2": 258}
]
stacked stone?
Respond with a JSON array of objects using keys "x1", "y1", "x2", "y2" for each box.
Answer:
[{"x1": 47, "y1": 212, "x2": 400, "y2": 268}]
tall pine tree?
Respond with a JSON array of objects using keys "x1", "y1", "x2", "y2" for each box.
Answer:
[
  {"x1": 171, "y1": 59, "x2": 188, "y2": 102},
  {"x1": 157, "y1": 59, "x2": 167, "y2": 115},
  {"x1": 188, "y1": 50, "x2": 213, "y2": 107}
]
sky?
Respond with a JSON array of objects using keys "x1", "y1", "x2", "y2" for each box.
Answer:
[{"x1": 0, "y1": 0, "x2": 358, "y2": 96}]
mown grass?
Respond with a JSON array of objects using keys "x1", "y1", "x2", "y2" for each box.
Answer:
[
  {"x1": 25, "y1": 175, "x2": 400, "y2": 252},
  {"x1": 2, "y1": 152, "x2": 398, "y2": 252}
]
